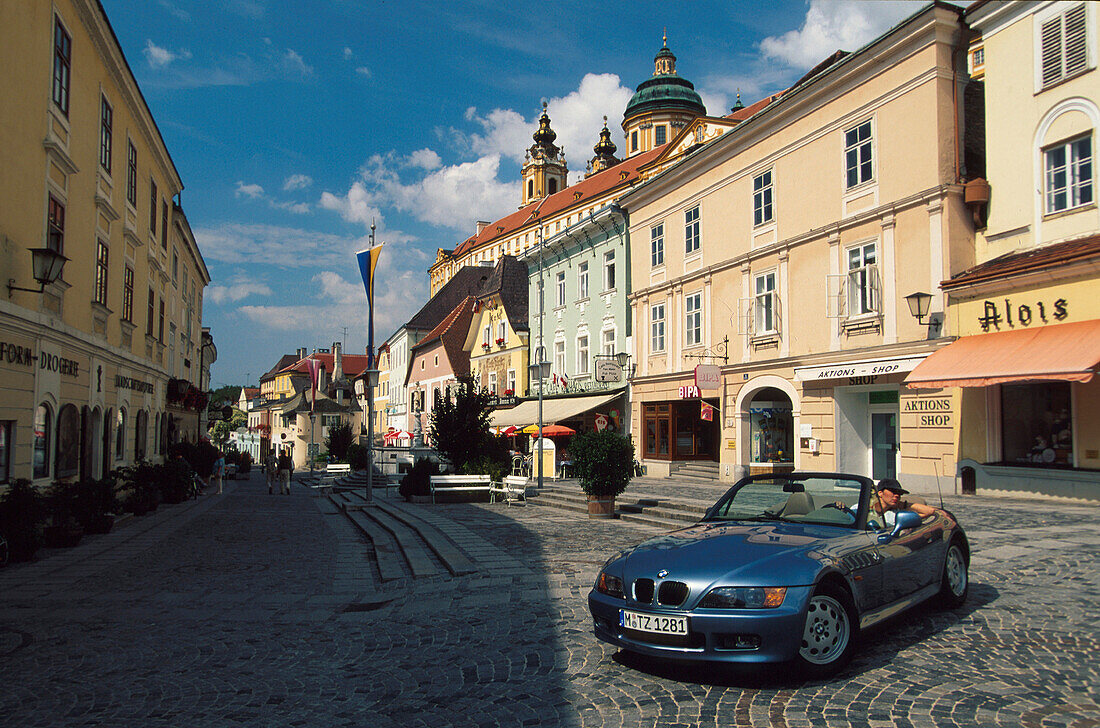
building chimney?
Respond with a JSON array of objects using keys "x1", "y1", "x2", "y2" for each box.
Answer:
[
  {"x1": 296, "y1": 347, "x2": 307, "y2": 360},
  {"x1": 333, "y1": 341, "x2": 343, "y2": 381},
  {"x1": 476, "y1": 220, "x2": 489, "y2": 235}
]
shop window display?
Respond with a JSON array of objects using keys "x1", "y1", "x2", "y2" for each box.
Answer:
[
  {"x1": 750, "y1": 400, "x2": 793, "y2": 464},
  {"x1": 1001, "y1": 383, "x2": 1073, "y2": 466}
]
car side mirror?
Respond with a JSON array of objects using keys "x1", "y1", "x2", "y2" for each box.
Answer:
[{"x1": 877, "y1": 510, "x2": 922, "y2": 543}]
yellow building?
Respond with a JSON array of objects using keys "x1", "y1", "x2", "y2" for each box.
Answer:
[
  {"x1": 0, "y1": 0, "x2": 211, "y2": 484},
  {"x1": 906, "y1": 1, "x2": 1100, "y2": 500},
  {"x1": 619, "y1": 4, "x2": 975, "y2": 492}
]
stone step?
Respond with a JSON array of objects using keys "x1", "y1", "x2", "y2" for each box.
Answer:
[
  {"x1": 331, "y1": 493, "x2": 443, "y2": 579},
  {"x1": 528, "y1": 485, "x2": 707, "y2": 529}
]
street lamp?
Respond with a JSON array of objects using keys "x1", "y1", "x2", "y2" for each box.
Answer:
[
  {"x1": 7, "y1": 247, "x2": 68, "y2": 296},
  {"x1": 365, "y1": 367, "x2": 380, "y2": 503},
  {"x1": 904, "y1": 291, "x2": 933, "y2": 324}
]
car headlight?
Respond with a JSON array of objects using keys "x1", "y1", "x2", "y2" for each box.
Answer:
[
  {"x1": 698, "y1": 586, "x2": 787, "y2": 609},
  {"x1": 595, "y1": 571, "x2": 624, "y2": 598}
]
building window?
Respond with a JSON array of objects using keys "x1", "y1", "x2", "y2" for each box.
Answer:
[
  {"x1": 651, "y1": 223, "x2": 664, "y2": 267},
  {"x1": 556, "y1": 271, "x2": 566, "y2": 307},
  {"x1": 52, "y1": 17, "x2": 71, "y2": 116},
  {"x1": 554, "y1": 340, "x2": 566, "y2": 377},
  {"x1": 149, "y1": 180, "x2": 158, "y2": 232},
  {"x1": 601, "y1": 328, "x2": 615, "y2": 356},
  {"x1": 122, "y1": 266, "x2": 134, "y2": 322},
  {"x1": 1040, "y1": 4, "x2": 1088, "y2": 88},
  {"x1": 488, "y1": 372, "x2": 497, "y2": 395},
  {"x1": 134, "y1": 410, "x2": 147, "y2": 462},
  {"x1": 577, "y1": 334, "x2": 589, "y2": 375},
  {"x1": 161, "y1": 200, "x2": 169, "y2": 249},
  {"x1": 322, "y1": 414, "x2": 341, "y2": 428},
  {"x1": 99, "y1": 96, "x2": 113, "y2": 174},
  {"x1": 95, "y1": 241, "x2": 109, "y2": 305},
  {"x1": 116, "y1": 408, "x2": 125, "y2": 461},
  {"x1": 158, "y1": 300, "x2": 165, "y2": 342},
  {"x1": 847, "y1": 242, "x2": 880, "y2": 316},
  {"x1": 507, "y1": 369, "x2": 516, "y2": 393},
  {"x1": 651, "y1": 303, "x2": 666, "y2": 352},
  {"x1": 127, "y1": 142, "x2": 137, "y2": 206},
  {"x1": 685, "y1": 206, "x2": 700, "y2": 255},
  {"x1": 604, "y1": 250, "x2": 615, "y2": 290},
  {"x1": 146, "y1": 289, "x2": 155, "y2": 336},
  {"x1": 497, "y1": 321, "x2": 507, "y2": 344},
  {"x1": 753, "y1": 170, "x2": 773, "y2": 225},
  {"x1": 172, "y1": 249, "x2": 179, "y2": 282},
  {"x1": 631, "y1": 130, "x2": 638, "y2": 152},
  {"x1": 755, "y1": 271, "x2": 777, "y2": 334},
  {"x1": 0, "y1": 421, "x2": 11, "y2": 484},
  {"x1": 47, "y1": 195, "x2": 65, "y2": 254},
  {"x1": 1045, "y1": 135, "x2": 1093, "y2": 214},
  {"x1": 685, "y1": 292, "x2": 702, "y2": 346},
  {"x1": 655, "y1": 125, "x2": 667, "y2": 146},
  {"x1": 845, "y1": 120, "x2": 874, "y2": 188},
  {"x1": 56, "y1": 404, "x2": 80, "y2": 478},
  {"x1": 1001, "y1": 383, "x2": 1073, "y2": 466},
  {"x1": 579, "y1": 261, "x2": 589, "y2": 299},
  {"x1": 33, "y1": 404, "x2": 51, "y2": 479}
]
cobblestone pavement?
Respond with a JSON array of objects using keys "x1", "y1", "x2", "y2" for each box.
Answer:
[{"x1": 0, "y1": 472, "x2": 1097, "y2": 727}]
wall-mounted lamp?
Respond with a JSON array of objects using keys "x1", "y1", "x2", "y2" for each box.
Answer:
[
  {"x1": 7, "y1": 247, "x2": 68, "y2": 297},
  {"x1": 904, "y1": 291, "x2": 933, "y2": 324}
]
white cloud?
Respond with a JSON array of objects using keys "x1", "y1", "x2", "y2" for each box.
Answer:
[
  {"x1": 760, "y1": 0, "x2": 915, "y2": 71},
  {"x1": 194, "y1": 222, "x2": 370, "y2": 268},
  {"x1": 407, "y1": 149, "x2": 442, "y2": 170},
  {"x1": 343, "y1": 47, "x2": 354, "y2": 60},
  {"x1": 281, "y1": 48, "x2": 313, "y2": 78},
  {"x1": 356, "y1": 66, "x2": 372, "y2": 78},
  {"x1": 143, "y1": 40, "x2": 191, "y2": 68},
  {"x1": 272, "y1": 200, "x2": 311, "y2": 214},
  {"x1": 282, "y1": 174, "x2": 313, "y2": 191},
  {"x1": 235, "y1": 181, "x2": 265, "y2": 199},
  {"x1": 207, "y1": 281, "x2": 273, "y2": 305}
]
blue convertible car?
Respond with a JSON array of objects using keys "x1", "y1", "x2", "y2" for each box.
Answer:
[{"x1": 588, "y1": 472, "x2": 969, "y2": 677}]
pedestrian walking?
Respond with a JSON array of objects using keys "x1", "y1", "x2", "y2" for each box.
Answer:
[
  {"x1": 213, "y1": 451, "x2": 226, "y2": 495},
  {"x1": 277, "y1": 450, "x2": 293, "y2": 495},
  {"x1": 266, "y1": 452, "x2": 278, "y2": 494}
]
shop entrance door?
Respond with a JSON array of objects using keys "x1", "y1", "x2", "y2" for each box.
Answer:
[{"x1": 870, "y1": 411, "x2": 897, "y2": 480}]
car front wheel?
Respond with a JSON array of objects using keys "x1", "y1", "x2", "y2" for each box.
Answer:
[
  {"x1": 936, "y1": 540, "x2": 969, "y2": 608},
  {"x1": 795, "y1": 583, "x2": 857, "y2": 678}
]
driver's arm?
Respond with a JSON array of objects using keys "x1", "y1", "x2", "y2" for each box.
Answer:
[{"x1": 909, "y1": 501, "x2": 935, "y2": 518}]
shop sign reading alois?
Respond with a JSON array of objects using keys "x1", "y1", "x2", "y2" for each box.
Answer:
[{"x1": 978, "y1": 296, "x2": 1068, "y2": 332}]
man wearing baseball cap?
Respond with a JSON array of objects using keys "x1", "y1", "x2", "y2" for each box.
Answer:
[{"x1": 872, "y1": 478, "x2": 935, "y2": 526}]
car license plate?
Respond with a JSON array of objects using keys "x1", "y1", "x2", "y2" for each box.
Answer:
[{"x1": 620, "y1": 609, "x2": 687, "y2": 635}]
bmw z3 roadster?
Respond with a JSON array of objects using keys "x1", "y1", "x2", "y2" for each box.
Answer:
[{"x1": 588, "y1": 472, "x2": 969, "y2": 678}]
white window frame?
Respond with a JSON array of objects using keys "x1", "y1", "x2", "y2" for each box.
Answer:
[
  {"x1": 556, "y1": 271, "x2": 566, "y2": 307},
  {"x1": 488, "y1": 372, "x2": 497, "y2": 395},
  {"x1": 1037, "y1": 3, "x2": 1089, "y2": 90},
  {"x1": 651, "y1": 223, "x2": 665, "y2": 267},
  {"x1": 684, "y1": 206, "x2": 701, "y2": 255},
  {"x1": 844, "y1": 120, "x2": 874, "y2": 189},
  {"x1": 579, "y1": 261, "x2": 589, "y2": 299},
  {"x1": 497, "y1": 321, "x2": 507, "y2": 344},
  {"x1": 685, "y1": 292, "x2": 703, "y2": 346},
  {"x1": 1044, "y1": 134, "x2": 1094, "y2": 214},
  {"x1": 601, "y1": 328, "x2": 615, "y2": 356},
  {"x1": 753, "y1": 169, "x2": 773, "y2": 226},
  {"x1": 754, "y1": 271, "x2": 778, "y2": 335},
  {"x1": 846, "y1": 242, "x2": 880, "y2": 317},
  {"x1": 576, "y1": 334, "x2": 589, "y2": 376},
  {"x1": 554, "y1": 340, "x2": 566, "y2": 377},
  {"x1": 603, "y1": 250, "x2": 615, "y2": 291},
  {"x1": 507, "y1": 369, "x2": 516, "y2": 394},
  {"x1": 651, "y1": 303, "x2": 666, "y2": 352}
]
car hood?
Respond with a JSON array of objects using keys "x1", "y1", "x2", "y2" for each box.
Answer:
[{"x1": 613, "y1": 521, "x2": 848, "y2": 587}]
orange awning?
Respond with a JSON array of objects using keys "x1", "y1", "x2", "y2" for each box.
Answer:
[{"x1": 905, "y1": 319, "x2": 1100, "y2": 389}]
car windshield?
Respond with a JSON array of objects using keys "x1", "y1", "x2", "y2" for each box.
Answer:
[{"x1": 704, "y1": 475, "x2": 865, "y2": 528}]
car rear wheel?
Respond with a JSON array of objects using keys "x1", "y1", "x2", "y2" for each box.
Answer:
[
  {"x1": 796, "y1": 584, "x2": 856, "y2": 678},
  {"x1": 936, "y1": 540, "x2": 968, "y2": 608}
]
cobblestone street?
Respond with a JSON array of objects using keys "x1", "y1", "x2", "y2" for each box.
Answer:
[{"x1": 1, "y1": 472, "x2": 1097, "y2": 727}]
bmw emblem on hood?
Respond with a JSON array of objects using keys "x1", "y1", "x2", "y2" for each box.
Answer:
[{"x1": 657, "y1": 569, "x2": 669, "y2": 578}]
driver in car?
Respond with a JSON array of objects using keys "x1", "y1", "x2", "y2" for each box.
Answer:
[{"x1": 871, "y1": 478, "x2": 936, "y2": 527}]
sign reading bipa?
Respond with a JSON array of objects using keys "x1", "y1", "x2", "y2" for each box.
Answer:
[{"x1": 694, "y1": 364, "x2": 720, "y2": 390}]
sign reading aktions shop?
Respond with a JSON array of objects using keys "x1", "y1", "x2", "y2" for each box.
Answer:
[{"x1": 0, "y1": 341, "x2": 80, "y2": 376}]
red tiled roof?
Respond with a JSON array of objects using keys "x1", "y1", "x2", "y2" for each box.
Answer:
[
  {"x1": 449, "y1": 145, "x2": 668, "y2": 260},
  {"x1": 408, "y1": 296, "x2": 477, "y2": 383},
  {"x1": 279, "y1": 353, "x2": 372, "y2": 378},
  {"x1": 942, "y1": 234, "x2": 1100, "y2": 290},
  {"x1": 723, "y1": 92, "x2": 784, "y2": 123}
]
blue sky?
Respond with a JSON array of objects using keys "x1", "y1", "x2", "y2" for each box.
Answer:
[{"x1": 101, "y1": 0, "x2": 920, "y2": 387}]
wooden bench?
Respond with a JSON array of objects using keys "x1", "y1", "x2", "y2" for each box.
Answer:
[
  {"x1": 314, "y1": 463, "x2": 352, "y2": 491},
  {"x1": 429, "y1": 474, "x2": 492, "y2": 503},
  {"x1": 490, "y1": 475, "x2": 529, "y2": 506}
]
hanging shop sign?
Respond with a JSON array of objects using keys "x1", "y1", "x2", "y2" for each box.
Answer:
[
  {"x1": 794, "y1": 356, "x2": 926, "y2": 382},
  {"x1": 694, "y1": 364, "x2": 720, "y2": 390}
]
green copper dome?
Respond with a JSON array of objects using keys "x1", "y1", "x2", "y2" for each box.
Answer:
[{"x1": 623, "y1": 40, "x2": 706, "y2": 122}]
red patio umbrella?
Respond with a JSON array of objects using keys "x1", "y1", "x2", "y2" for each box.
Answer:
[{"x1": 527, "y1": 424, "x2": 575, "y2": 437}]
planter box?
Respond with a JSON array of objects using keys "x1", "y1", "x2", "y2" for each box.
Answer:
[{"x1": 587, "y1": 497, "x2": 616, "y2": 519}]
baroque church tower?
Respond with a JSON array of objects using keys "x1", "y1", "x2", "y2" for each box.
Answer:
[
  {"x1": 622, "y1": 34, "x2": 706, "y2": 157},
  {"x1": 520, "y1": 103, "x2": 568, "y2": 206}
]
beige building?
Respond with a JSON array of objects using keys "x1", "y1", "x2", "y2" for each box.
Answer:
[
  {"x1": 0, "y1": 0, "x2": 211, "y2": 485},
  {"x1": 907, "y1": 0, "x2": 1100, "y2": 500},
  {"x1": 619, "y1": 4, "x2": 976, "y2": 491}
]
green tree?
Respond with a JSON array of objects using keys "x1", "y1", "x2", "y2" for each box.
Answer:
[
  {"x1": 211, "y1": 420, "x2": 231, "y2": 448},
  {"x1": 228, "y1": 408, "x2": 248, "y2": 430},
  {"x1": 570, "y1": 429, "x2": 635, "y2": 499},
  {"x1": 428, "y1": 379, "x2": 502, "y2": 472},
  {"x1": 324, "y1": 422, "x2": 355, "y2": 461}
]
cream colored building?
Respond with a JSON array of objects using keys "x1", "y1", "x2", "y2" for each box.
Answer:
[
  {"x1": 619, "y1": 4, "x2": 976, "y2": 492},
  {"x1": 906, "y1": 0, "x2": 1100, "y2": 500},
  {"x1": 0, "y1": 0, "x2": 210, "y2": 485}
]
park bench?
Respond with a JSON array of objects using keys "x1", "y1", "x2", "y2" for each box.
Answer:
[
  {"x1": 314, "y1": 463, "x2": 352, "y2": 492},
  {"x1": 489, "y1": 475, "x2": 529, "y2": 506},
  {"x1": 429, "y1": 474, "x2": 492, "y2": 504}
]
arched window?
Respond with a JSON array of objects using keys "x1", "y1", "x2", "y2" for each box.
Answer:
[
  {"x1": 34, "y1": 404, "x2": 52, "y2": 479},
  {"x1": 56, "y1": 404, "x2": 80, "y2": 478},
  {"x1": 135, "y1": 410, "x2": 147, "y2": 461},
  {"x1": 115, "y1": 408, "x2": 126, "y2": 461},
  {"x1": 153, "y1": 413, "x2": 160, "y2": 455},
  {"x1": 102, "y1": 408, "x2": 113, "y2": 476},
  {"x1": 527, "y1": 179, "x2": 533, "y2": 199},
  {"x1": 549, "y1": 178, "x2": 558, "y2": 194}
]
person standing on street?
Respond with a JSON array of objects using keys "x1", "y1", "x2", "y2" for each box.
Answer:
[
  {"x1": 277, "y1": 450, "x2": 294, "y2": 495},
  {"x1": 213, "y1": 451, "x2": 226, "y2": 495},
  {"x1": 266, "y1": 452, "x2": 278, "y2": 494}
]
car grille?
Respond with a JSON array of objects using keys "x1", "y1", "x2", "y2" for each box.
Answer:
[
  {"x1": 633, "y1": 578, "x2": 655, "y2": 604},
  {"x1": 658, "y1": 581, "x2": 689, "y2": 606}
]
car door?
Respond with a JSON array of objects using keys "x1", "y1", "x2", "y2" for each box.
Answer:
[
  {"x1": 874, "y1": 514, "x2": 944, "y2": 604},
  {"x1": 838, "y1": 533, "x2": 885, "y2": 611}
]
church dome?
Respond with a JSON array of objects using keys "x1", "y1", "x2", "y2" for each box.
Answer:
[{"x1": 623, "y1": 38, "x2": 706, "y2": 123}]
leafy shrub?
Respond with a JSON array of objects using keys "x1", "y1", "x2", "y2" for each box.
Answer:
[
  {"x1": 117, "y1": 462, "x2": 162, "y2": 514},
  {"x1": 325, "y1": 422, "x2": 355, "y2": 461},
  {"x1": 171, "y1": 440, "x2": 219, "y2": 478},
  {"x1": 0, "y1": 479, "x2": 44, "y2": 561},
  {"x1": 75, "y1": 473, "x2": 119, "y2": 531},
  {"x1": 570, "y1": 429, "x2": 635, "y2": 499},
  {"x1": 46, "y1": 479, "x2": 82, "y2": 528},
  {"x1": 346, "y1": 443, "x2": 371, "y2": 471},
  {"x1": 460, "y1": 455, "x2": 508, "y2": 482},
  {"x1": 399, "y1": 458, "x2": 440, "y2": 500},
  {"x1": 159, "y1": 458, "x2": 194, "y2": 504}
]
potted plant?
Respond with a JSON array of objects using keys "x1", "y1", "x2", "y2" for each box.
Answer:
[
  {"x1": 495, "y1": 337, "x2": 505, "y2": 345},
  {"x1": 76, "y1": 473, "x2": 119, "y2": 534},
  {"x1": 44, "y1": 479, "x2": 84, "y2": 547},
  {"x1": 0, "y1": 479, "x2": 44, "y2": 562},
  {"x1": 569, "y1": 429, "x2": 635, "y2": 519}
]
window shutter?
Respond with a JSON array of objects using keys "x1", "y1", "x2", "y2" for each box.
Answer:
[
  {"x1": 773, "y1": 292, "x2": 783, "y2": 335},
  {"x1": 1064, "y1": 4, "x2": 1088, "y2": 77},
  {"x1": 869, "y1": 265, "x2": 882, "y2": 313},
  {"x1": 1041, "y1": 16, "x2": 1064, "y2": 86},
  {"x1": 826, "y1": 274, "x2": 847, "y2": 319}
]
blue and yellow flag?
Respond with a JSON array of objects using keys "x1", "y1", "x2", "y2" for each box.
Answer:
[{"x1": 356, "y1": 244, "x2": 383, "y2": 368}]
